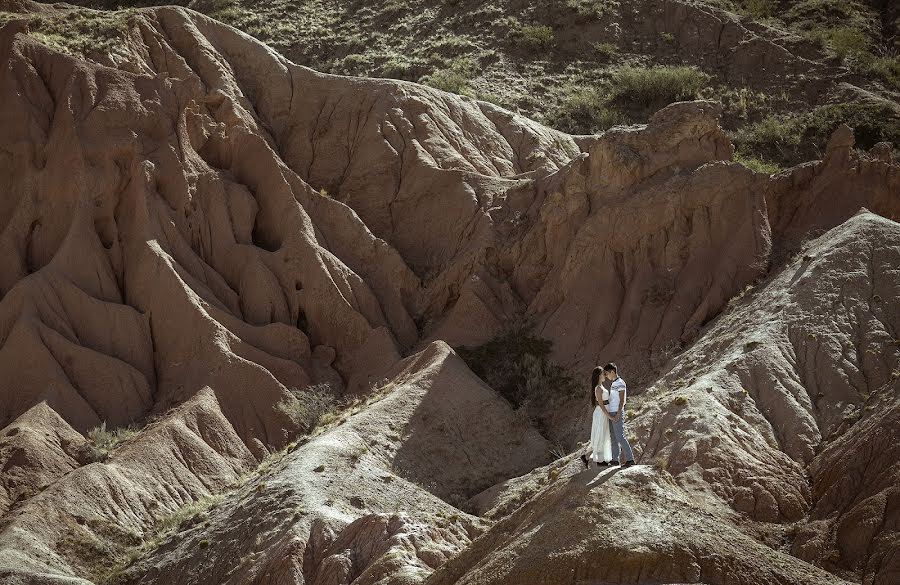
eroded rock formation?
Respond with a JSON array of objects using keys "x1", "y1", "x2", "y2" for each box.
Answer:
[{"x1": 0, "y1": 2, "x2": 898, "y2": 584}]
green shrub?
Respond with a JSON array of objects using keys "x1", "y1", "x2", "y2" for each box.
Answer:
[
  {"x1": 420, "y1": 57, "x2": 477, "y2": 95},
  {"x1": 338, "y1": 53, "x2": 372, "y2": 75},
  {"x1": 431, "y1": 34, "x2": 477, "y2": 56},
  {"x1": 276, "y1": 383, "x2": 338, "y2": 435},
  {"x1": 806, "y1": 26, "x2": 870, "y2": 60},
  {"x1": 733, "y1": 153, "x2": 781, "y2": 174},
  {"x1": 803, "y1": 102, "x2": 900, "y2": 151},
  {"x1": 856, "y1": 54, "x2": 900, "y2": 91},
  {"x1": 784, "y1": 0, "x2": 877, "y2": 34},
  {"x1": 733, "y1": 113, "x2": 802, "y2": 163},
  {"x1": 457, "y1": 321, "x2": 578, "y2": 409},
  {"x1": 518, "y1": 25, "x2": 555, "y2": 52},
  {"x1": 741, "y1": 0, "x2": 777, "y2": 18},
  {"x1": 721, "y1": 86, "x2": 770, "y2": 121},
  {"x1": 610, "y1": 65, "x2": 709, "y2": 113},
  {"x1": 547, "y1": 87, "x2": 626, "y2": 134},
  {"x1": 379, "y1": 54, "x2": 423, "y2": 81},
  {"x1": 592, "y1": 41, "x2": 617, "y2": 61},
  {"x1": 733, "y1": 102, "x2": 900, "y2": 166}
]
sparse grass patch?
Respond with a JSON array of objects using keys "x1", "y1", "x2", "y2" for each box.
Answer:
[
  {"x1": 87, "y1": 422, "x2": 138, "y2": 462},
  {"x1": 349, "y1": 444, "x2": 369, "y2": 464},
  {"x1": 651, "y1": 454, "x2": 670, "y2": 473},
  {"x1": 420, "y1": 57, "x2": 477, "y2": 96},
  {"x1": 721, "y1": 86, "x2": 772, "y2": 122},
  {"x1": 547, "y1": 86, "x2": 626, "y2": 134},
  {"x1": 566, "y1": 0, "x2": 620, "y2": 18},
  {"x1": 517, "y1": 25, "x2": 555, "y2": 52},
  {"x1": 726, "y1": 283, "x2": 756, "y2": 310},
  {"x1": 431, "y1": 34, "x2": 477, "y2": 56},
  {"x1": 153, "y1": 494, "x2": 224, "y2": 537},
  {"x1": 856, "y1": 54, "x2": 900, "y2": 91},
  {"x1": 740, "y1": 0, "x2": 777, "y2": 19},
  {"x1": 57, "y1": 515, "x2": 142, "y2": 585},
  {"x1": 591, "y1": 41, "x2": 617, "y2": 61},
  {"x1": 733, "y1": 152, "x2": 781, "y2": 174},
  {"x1": 784, "y1": 0, "x2": 878, "y2": 33},
  {"x1": 610, "y1": 65, "x2": 709, "y2": 115},
  {"x1": 3, "y1": 6, "x2": 137, "y2": 59},
  {"x1": 477, "y1": 92, "x2": 513, "y2": 109},
  {"x1": 805, "y1": 26, "x2": 870, "y2": 60},
  {"x1": 732, "y1": 113, "x2": 801, "y2": 163},
  {"x1": 378, "y1": 54, "x2": 425, "y2": 81},
  {"x1": 733, "y1": 102, "x2": 900, "y2": 166},
  {"x1": 86, "y1": 495, "x2": 224, "y2": 585}
]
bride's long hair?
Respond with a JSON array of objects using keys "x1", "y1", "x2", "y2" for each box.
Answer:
[{"x1": 590, "y1": 366, "x2": 602, "y2": 407}]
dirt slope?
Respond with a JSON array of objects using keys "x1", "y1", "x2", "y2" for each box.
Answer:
[{"x1": 436, "y1": 210, "x2": 900, "y2": 585}]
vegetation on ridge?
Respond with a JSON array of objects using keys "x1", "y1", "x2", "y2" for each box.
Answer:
[
  {"x1": 5, "y1": 0, "x2": 899, "y2": 167},
  {"x1": 87, "y1": 422, "x2": 138, "y2": 462}
]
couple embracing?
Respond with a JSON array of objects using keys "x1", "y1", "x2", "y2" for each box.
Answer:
[{"x1": 581, "y1": 362, "x2": 635, "y2": 468}]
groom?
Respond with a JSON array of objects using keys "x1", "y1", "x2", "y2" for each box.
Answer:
[{"x1": 603, "y1": 363, "x2": 635, "y2": 467}]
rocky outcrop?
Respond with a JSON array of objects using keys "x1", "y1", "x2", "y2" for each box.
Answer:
[
  {"x1": 430, "y1": 465, "x2": 845, "y2": 585},
  {"x1": 440, "y1": 210, "x2": 900, "y2": 585},
  {"x1": 625, "y1": 211, "x2": 900, "y2": 583},
  {"x1": 115, "y1": 342, "x2": 545, "y2": 585},
  {"x1": 0, "y1": 403, "x2": 87, "y2": 517}
]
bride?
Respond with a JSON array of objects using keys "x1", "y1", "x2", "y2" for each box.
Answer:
[{"x1": 581, "y1": 366, "x2": 612, "y2": 468}]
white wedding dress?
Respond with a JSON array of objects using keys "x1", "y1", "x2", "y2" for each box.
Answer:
[{"x1": 589, "y1": 386, "x2": 612, "y2": 463}]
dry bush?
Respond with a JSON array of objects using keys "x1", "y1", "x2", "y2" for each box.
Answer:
[
  {"x1": 87, "y1": 422, "x2": 138, "y2": 462},
  {"x1": 458, "y1": 321, "x2": 578, "y2": 409},
  {"x1": 277, "y1": 383, "x2": 338, "y2": 435}
]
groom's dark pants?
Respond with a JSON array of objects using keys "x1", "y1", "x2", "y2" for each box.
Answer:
[{"x1": 608, "y1": 411, "x2": 634, "y2": 462}]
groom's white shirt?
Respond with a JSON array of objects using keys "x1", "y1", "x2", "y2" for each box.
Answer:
[{"x1": 607, "y1": 377, "x2": 626, "y2": 412}]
